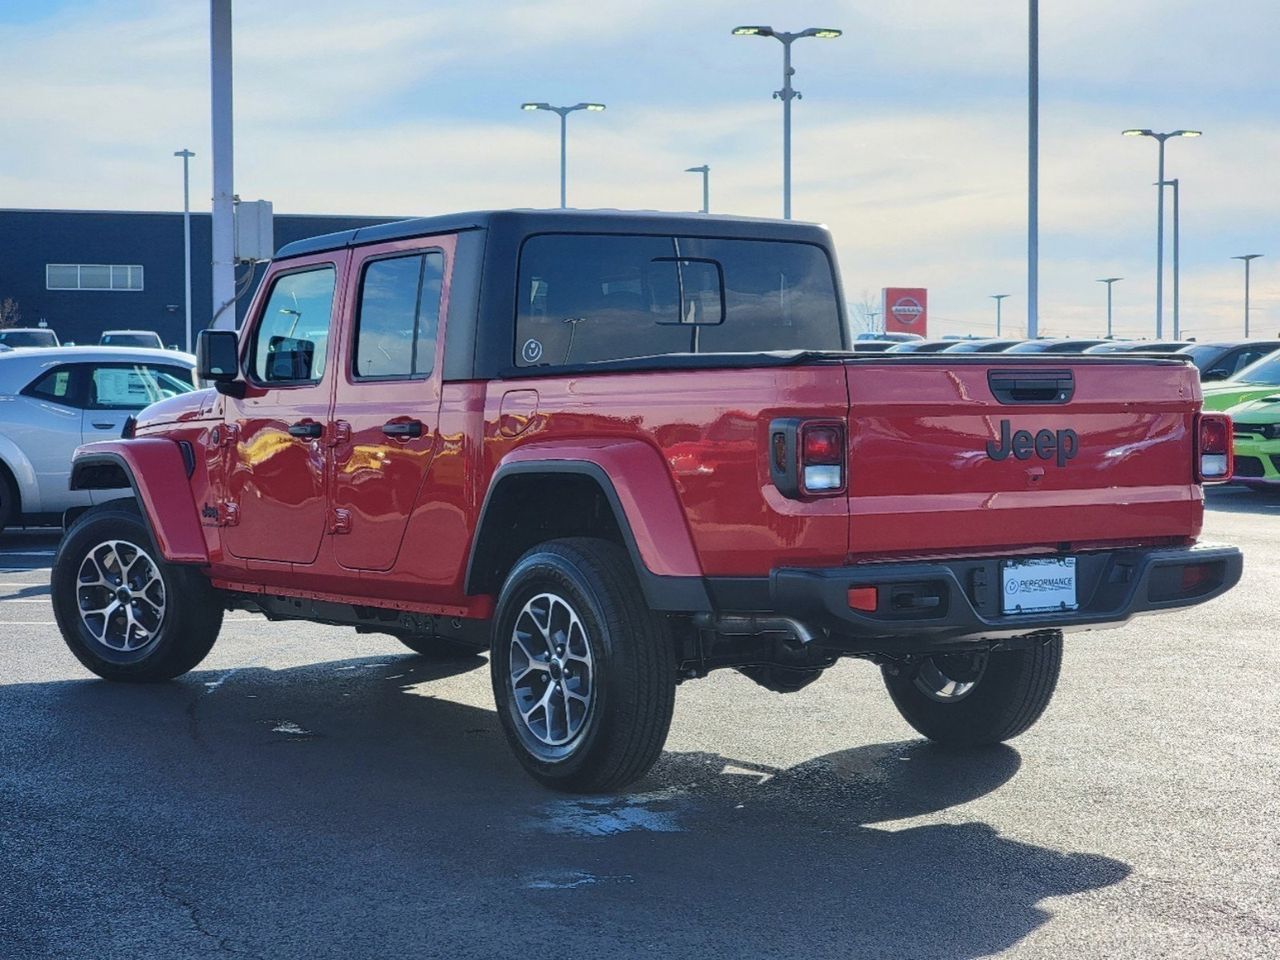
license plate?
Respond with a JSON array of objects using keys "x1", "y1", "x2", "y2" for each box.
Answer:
[{"x1": 1001, "y1": 557, "x2": 1078, "y2": 615}]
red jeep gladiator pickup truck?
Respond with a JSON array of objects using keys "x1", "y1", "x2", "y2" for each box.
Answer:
[{"x1": 51, "y1": 210, "x2": 1242, "y2": 791}]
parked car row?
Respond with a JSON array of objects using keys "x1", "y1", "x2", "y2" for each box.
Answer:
[
  {"x1": 0, "y1": 327, "x2": 171, "y2": 349},
  {"x1": 855, "y1": 334, "x2": 1280, "y2": 382}
]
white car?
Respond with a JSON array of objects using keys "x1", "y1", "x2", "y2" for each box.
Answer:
[
  {"x1": 99, "y1": 329, "x2": 166, "y2": 349},
  {"x1": 0, "y1": 346, "x2": 196, "y2": 533}
]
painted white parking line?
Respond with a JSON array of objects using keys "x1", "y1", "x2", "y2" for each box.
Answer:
[
  {"x1": 1, "y1": 599, "x2": 51, "y2": 604},
  {"x1": 0, "y1": 551, "x2": 56, "y2": 558}
]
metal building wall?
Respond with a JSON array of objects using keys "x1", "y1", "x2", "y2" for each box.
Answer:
[{"x1": 0, "y1": 209, "x2": 397, "y2": 346}]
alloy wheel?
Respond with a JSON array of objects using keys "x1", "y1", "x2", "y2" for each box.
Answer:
[{"x1": 76, "y1": 540, "x2": 166, "y2": 654}]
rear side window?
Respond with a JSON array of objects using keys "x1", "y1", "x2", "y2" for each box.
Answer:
[
  {"x1": 515, "y1": 234, "x2": 843, "y2": 367},
  {"x1": 250, "y1": 266, "x2": 337, "y2": 384},
  {"x1": 25, "y1": 366, "x2": 78, "y2": 404},
  {"x1": 353, "y1": 251, "x2": 444, "y2": 379}
]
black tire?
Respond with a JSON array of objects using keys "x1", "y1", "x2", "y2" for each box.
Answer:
[
  {"x1": 393, "y1": 632, "x2": 484, "y2": 659},
  {"x1": 0, "y1": 468, "x2": 16, "y2": 534},
  {"x1": 490, "y1": 538, "x2": 676, "y2": 793},
  {"x1": 882, "y1": 633, "x2": 1063, "y2": 746},
  {"x1": 52, "y1": 501, "x2": 223, "y2": 682}
]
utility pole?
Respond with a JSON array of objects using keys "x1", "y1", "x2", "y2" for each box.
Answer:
[
  {"x1": 992, "y1": 294, "x2": 1011, "y2": 337},
  {"x1": 1027, "y1": 0, "x2": 1039, "y2": 338},
  {"x1": 1233, "y1": 255, "x2": 1263, "y2": 337},
  {"x1": 210, "y1": 0, "x2": 235, "y2": 329},
  {"x1": 1098, "y1": 278, "x2": 1123, "y2": 339},
  {"x1": 685, "y1": 165, "x2": 710, "y2": 213},
  {"x1": 174, "y1": 149, "x2": 195, "y2": 351}
]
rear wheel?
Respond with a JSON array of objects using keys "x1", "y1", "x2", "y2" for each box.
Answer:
[
  {"x1": 52, "y1": 502, "x2": 223, "y2": 682},
  {"x1": 882, "y1": 633, "x2": 1062, "y2": 746},
  {"x1": 490, "y1": 538, "x2": 676, "y2": 793}
]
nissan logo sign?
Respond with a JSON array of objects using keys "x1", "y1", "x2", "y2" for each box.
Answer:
[{"x1": 890, "y1": 297, "x2": 924, "y2": 325}]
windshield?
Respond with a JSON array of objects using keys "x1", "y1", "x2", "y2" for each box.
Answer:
[
  {"x1": 101, "y1": 333, "x2": 161, "y2": 347},
  {"x1": 1230, "y1": 351, "x2": 1280, "y2": 385},
  {"x1": 0, "y1": 330, "x2": 57, "y2": 347},
  {"x1": 1179, "y1": 344, "x2": 1221, "y2": 370}
]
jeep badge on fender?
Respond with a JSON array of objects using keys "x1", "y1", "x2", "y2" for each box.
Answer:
[{"x1": 986, "y1": 419, "x2": 1079, "y2": 467}]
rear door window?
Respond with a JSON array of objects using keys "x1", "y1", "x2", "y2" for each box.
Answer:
[
  {"x1": 250, "y1": 266, "x2": 337, "y2": 384},
  {"x1": 353, "y1": 251, "x2": 444, "y2": 379},
  {"x1": 514, "y1": 234, "x2": 843, "y2": 368},
  {"x1": 87, "y1": 364, "x2": 194, "y2": 409}
]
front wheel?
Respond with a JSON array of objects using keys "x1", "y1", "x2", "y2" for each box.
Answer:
[
  {"x1": 882, "y1": 633, "x2": 1063, "y2": 746},
  {"x1": 52, "y1": 502, "x2": 224, "y2": 682},
  {"x1": 490, "y1": 538, "x2": 676, "y2": 793}
]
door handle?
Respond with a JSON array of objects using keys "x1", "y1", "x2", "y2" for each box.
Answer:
[
  {"x1": 288, "y1": 420, "x2": 324, "y2": 439},
  {"x1": 381, "y1": 419, "x2": 423, "y2": 439},
  {"x1": 91, "y1": 422, "x2": 117, "y2": 430}
]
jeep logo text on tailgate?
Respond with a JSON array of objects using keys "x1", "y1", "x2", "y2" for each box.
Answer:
[{"x1": 986, "y1": 420, "x2": 1079, "y2": 467}]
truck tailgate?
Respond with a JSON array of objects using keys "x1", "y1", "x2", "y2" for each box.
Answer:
[{"x1": 844, "y1": 359, "x2": 1202, "y2": 557}]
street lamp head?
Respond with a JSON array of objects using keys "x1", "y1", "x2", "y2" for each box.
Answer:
[
  {"x1": 1233, "y1": 254, "x2": 1264, "y2": 262},
  {"x1": 1121, "y1": 128, "x2": 1152, "y2": 137},
  {"x1": 732, "y1": 25, "x2": 774, "y2": 37},
  {"x1": 1173, "y1": 130, "x2": 1202, "y2": 138},
  {"x1": 521, "y1": 102, "x2": 549, "y2": 111},
  {"x1": 580, "y1": 103, "x2": 606, "y2": 112},
  {"x1": 1098, "y1": 277, "x2": 1123, "y2": 283},
  {"x1": 173, "y1": 148, "x2": 195, "y2": 158},
  {"x1": 804, "y1": 27, "x2": 843, "y2": 39},
  {"x1": 685, "y1": 165, "x2": 709, "y2": 174}
]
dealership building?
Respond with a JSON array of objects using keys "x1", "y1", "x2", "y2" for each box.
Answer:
[{"x1": 0, "y1": 208, "x2": 397, "y2": 347}]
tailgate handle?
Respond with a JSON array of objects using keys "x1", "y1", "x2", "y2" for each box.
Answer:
[{"x1": 988, "y1": 369, "x2": 1074, "y2": 405}]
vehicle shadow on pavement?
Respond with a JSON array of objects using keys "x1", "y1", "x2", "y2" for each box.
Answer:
[{"x1": 1, "y1": 654, "x2": 1130, "y2": 960}]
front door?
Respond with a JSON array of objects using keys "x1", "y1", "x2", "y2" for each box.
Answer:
[
  {"x1": 221, "y1": 254, "x2": 348, "y2": 564},
  {"x1": 328, "y1": 238, "x2": 453, "y2": 571}
]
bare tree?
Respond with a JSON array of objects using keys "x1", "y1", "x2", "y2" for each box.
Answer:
[
  {"x1": 0, "y1": 298, "x2": 21, "y2": 329},
  {"x1": 848, "y1": 289, "x2": 881, "y2": 335}
]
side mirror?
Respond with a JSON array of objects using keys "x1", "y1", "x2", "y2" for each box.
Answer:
[{"x1": 197, "y1": 329, "x2": 243, "y2": 396}]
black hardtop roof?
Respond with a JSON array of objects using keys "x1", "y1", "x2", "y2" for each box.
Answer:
[{"x1": 274, "y1": 208, "x2": 832, "y2": 260}]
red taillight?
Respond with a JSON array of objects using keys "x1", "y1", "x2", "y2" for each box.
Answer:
[
  {"x1": 802, "y1": 425, "x2": 842, "y2": 464},
  {"x1": 1196, "y1": 413, "x2": 1232, "y2": 482},
  {"x1": 800, "y1": 422, "x2": 845, "y2": 494}
]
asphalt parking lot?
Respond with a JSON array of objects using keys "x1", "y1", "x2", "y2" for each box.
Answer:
[{"x1": 1, "y1": 488, "x2": 1276, "y2": 960}]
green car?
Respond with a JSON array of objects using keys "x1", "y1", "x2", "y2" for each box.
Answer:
[
  {"x1": 1228, "y1": 394, "x2": 1280, "y2": 489},
  {"x1": 1203, "y1": 350, "x2": 1280, "y2": 411}
]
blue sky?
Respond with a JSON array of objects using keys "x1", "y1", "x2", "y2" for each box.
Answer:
[{"x1": 1, "y1": 0, "x2": 1277, "y2": 338}]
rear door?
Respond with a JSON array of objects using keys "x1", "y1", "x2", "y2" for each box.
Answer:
[
  {"x1": 14, "y1": 363, "x2": 90, "y2": 513},
  {"x1": 328, "y1": 236, "x2": 454, "y2": 571},
  {"x1": 220, "y1": 253, "x2": 348, "y2": 565},
  {"x1": 844, "y1": 359, "x2": 1201, "y2": 557}
]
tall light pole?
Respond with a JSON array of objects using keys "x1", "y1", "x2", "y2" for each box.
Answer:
[
  {"x1": 174, "y1": 148, "x2": 195, "y2": 352},
  {"x1": 521, "y1": 102, "x2": 605, "y2": 208},
  {"x1": 732, "y1": 25, "x2": 841, "y2": 220},
  {"x1": 1028, "y1": 0, "x2": 1039, "y2": 339},
  {"x1": 210, "y1": 0, "x2": 235, "y2": 330},
  {"x1": 991, "y1": 294, "x2": 1011, "y2": 337},
  {"x1": 1233, "y1": 254, "x2": 1263, "y2": 337},
  {"x1": 1122, "y1": 128, "x2": 1201, "y2": 338},
  {"x1": 685, "y1": 165, "x2": 710, "y2": 213},
  {"x1": 1098, "y1": 277, "x2": 1123, "y2": 339},
  {"x1": 1158, "y1": 178, "x2": 1182, "y2": 339}
]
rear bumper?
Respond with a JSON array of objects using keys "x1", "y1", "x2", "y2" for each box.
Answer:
[{"x1": 708, "y1": 544, "x2": 1242, "y2": 646}]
